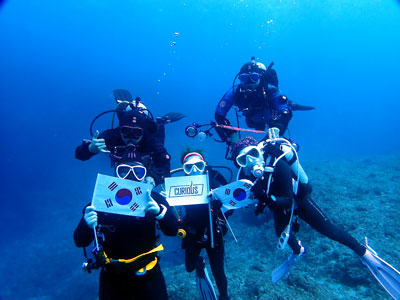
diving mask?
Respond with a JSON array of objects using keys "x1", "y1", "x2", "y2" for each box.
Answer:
[
  {"x1": 236, "y1": 146, "x2": 263, "y2": 167},
  {"x1": 116, "y1": 163, "x2": 147, "y2": 181},
  {"x1": 236, "y1": 145, "x2": 265, "y2": 177},
  {"x1": 238, "y1": 72, "x2": 260, "y2": 84},
  {"x1": 120, "y1": 126, "x2": 144, "y2": 140},
  {"x1": 183, "y1": 153, "x2": 206, "y2": 175}
]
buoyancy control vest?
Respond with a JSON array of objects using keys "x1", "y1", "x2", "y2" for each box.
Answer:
[{"x1": 233, "y1": 61, "x2": 279, "y2": 114}]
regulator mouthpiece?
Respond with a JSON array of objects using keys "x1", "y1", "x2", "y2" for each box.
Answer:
[
  {"x1": 251, "y1": 164, "x2": 264, "y2": 177},
  {"x1": 268, "y1": 127, "x2": 280, "y2": 140}
]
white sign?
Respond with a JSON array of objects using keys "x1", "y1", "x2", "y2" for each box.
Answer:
[
  {"x1": 165, "y1": 174, "x2": 209, "y2": 206},
  {"x1": 92, "y1": 174, "x2": 153, "y2": 217},
  {"x1": 212, "y1": 179, "x2": 257, "y2": 213}
]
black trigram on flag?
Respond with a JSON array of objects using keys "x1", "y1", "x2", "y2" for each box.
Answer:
[
  {"x1": 108, "y1": 182, "x2": 118, "y2": 191},
  {"x1": 134, "y1": 187, "x2": 142, "y2": 195},
  {"x1": 243, "y1": 183, "x2": 251, "y2": 189},
  {"x1": 105, "y1": 198, "x2": 113, "y2": 208},
  {"x1": 225, "y1": 188, "x2": 231, "y2": 195},
  {"x1": 130, "y1": 202, "x2": 139, "y2": 212},
  {"x1": 229, "y1": 200, "x2": 236, "y2": 207}
]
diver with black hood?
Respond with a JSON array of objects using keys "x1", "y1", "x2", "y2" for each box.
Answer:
[
  {"x1": 74, "y1": 149, "x2": 179, "y2": 300},
  {"x1": 214, "y1": 57, "x2": 314, "y2": 143},
  {"x1": 75, "y1": 96, "x2": 173, "y2": 186}
]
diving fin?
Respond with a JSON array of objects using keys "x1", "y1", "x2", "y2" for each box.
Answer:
[
  {"x1": 361, "y1": 238, "x2": 400, "y2": 300},
  {"x1": 113, "y1": 89, "x2": 133, "y2": 103},
  {"x1": 156, "y1": 112, "x2": 186, "y2": 125},
  {"x1": 196, "y1": 256, "x2": 217, "y2": 300},
  {"x1": 272, "y1": 244, "x2": 305, "y2": 284},
  {"x1": 289, "y1": 100, "x2": 315, "y2": 111}
]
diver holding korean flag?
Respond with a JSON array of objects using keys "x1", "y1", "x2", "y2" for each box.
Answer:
[
  {"x1": 174, "y1": 149, "x2": 232, "y2": 300},
  {"x1": 73, "y1": 151, "x2": 178, "y2": 300},
  {"x1": 232, "y1": 128, "x2": 400, "y2": 300}
]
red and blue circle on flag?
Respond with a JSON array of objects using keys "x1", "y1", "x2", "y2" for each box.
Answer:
[
  {"x1": 115, "y1": 189, "x2": 132, "y2": 205},
  {"x1": 233, "y1": 188, "x2": 246, "y2": 201}
]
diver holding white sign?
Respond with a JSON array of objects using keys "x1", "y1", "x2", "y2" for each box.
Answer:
[{"x1": 168, "y1": 150, "x2": 232, "y2": 300}]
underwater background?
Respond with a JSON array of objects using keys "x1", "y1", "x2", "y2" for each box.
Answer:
[{"x1": 1, "y1": 0, "x2": 400, "y2": 299}]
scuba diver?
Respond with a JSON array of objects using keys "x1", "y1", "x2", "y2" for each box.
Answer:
[
  {"x1": 74, "y1": 150, "x2": 179, "y2": 300},
  {"x1": 230, "y1": 130, "x2": 400, "y2": 300},
  {"x1": 112, "y1": 89, "x2": 185, "y2": 146},
  {"x1": 75, "y1": 89, "x2": 184, "y2": 186},
  {"x1": 177, "y1": 149, "x2": 232, "y2": 300},
  {"x1": 214, "y1": 57, "x2": 314, "y2": 144}
]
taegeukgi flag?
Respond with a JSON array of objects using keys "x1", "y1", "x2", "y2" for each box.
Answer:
[
  {"x1": 212, "y1": 179, "x2": 256, "y2": 213},
  {"x1": 92, "y1": 174, "x2": 153, "y2": 217}
]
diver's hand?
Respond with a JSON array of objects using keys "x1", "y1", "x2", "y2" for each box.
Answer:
[
  {"x1": 255, "y1": 200, "x2": 267, "y2": 216},
  {"x1": 89, "y1": 130, "x2": 109, "y2": 154},
  {"x1": 208, "y1": 190, "x2": 216, "y2": 200},
  {"x1": 84, "y1": 206, "x2": 98, "y2": 229},
  {"x1": 144, "y1": 176, "x2": 156, "y2": 187},
  {"x1": 145, "y1": 190, "x2": 161, "y2": 215},
  {"x1": 251, "y1": 183, "x2": 267, "y2": 201},
  {"x1": 208, "y1": 190, "x2": 223, "y2": 209},
  {"x1": 145, "y1": 190, "x2": 167, "y2": 220}
]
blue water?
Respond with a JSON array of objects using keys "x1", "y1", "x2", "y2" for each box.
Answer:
[{"x1": 1, "y1": 0, "x2": 399, "y2": 299}]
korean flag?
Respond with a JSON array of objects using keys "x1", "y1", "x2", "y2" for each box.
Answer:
[
  {"x1": 212, "y1": 179, "x2": 257, "y2": 213},
  {"x1": 92, "y1": 174, "x2": 153, "y2": 217}
]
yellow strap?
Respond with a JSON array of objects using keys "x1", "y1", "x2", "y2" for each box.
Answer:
[
  {"x1": 105, "y1": 244, "x2": 164, "y2": 264},
  {"x1": 136, "y1": 257, "x2": 158, "y2": 274}
]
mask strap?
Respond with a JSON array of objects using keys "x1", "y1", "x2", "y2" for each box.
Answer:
[{"x1": 182, "y1": 152, "x2": 205, "y2": 163}]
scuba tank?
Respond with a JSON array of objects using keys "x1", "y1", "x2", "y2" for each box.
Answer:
[
  {"x1": 263, "y1": 127, "x2": 308, "y2": 187},
  {"x1": 280, "y1": 143, "x2": 308, "y2": 185}
]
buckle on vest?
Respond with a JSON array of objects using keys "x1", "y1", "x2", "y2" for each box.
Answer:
[{"x1": 135, "y1": 265, "x2": 147, "y2": 276}]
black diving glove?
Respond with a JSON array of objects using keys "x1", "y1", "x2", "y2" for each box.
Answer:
[
  {"x1": 263, "y1": 142, "x2": 283, "y2": 157},
  {"x1": 251, "y1": 181, "x2": 281, "y2": 214},
  {"x1": 255, "y1": 200, "x2": 268, "y2": 216},
  {"x1": 211, "y1": 199, "x2": 223, "y2": 210},
  {"x1": 251, "y1": 181, "x2": 269, "y2": 202}
]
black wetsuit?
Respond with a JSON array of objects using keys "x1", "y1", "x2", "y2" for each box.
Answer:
[
  {"x1": 181, "y1": 168, "x2": 231, "y2": 300},
  {"x1": 74, "y1": 192, "x2": 178, "y2": 300},
  {"x1": 75, "y1": 128, "x2": 171, "y2": 186},
  {"x1": 248, "y1": 158, "x2": 366, "y2": 257}
]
